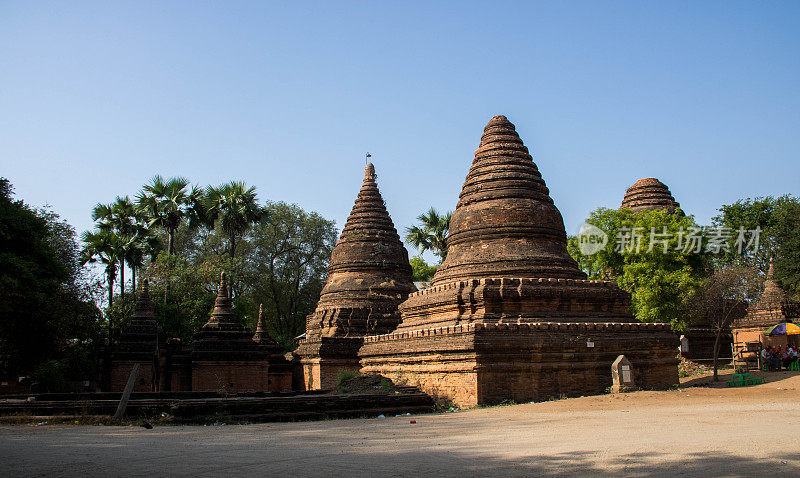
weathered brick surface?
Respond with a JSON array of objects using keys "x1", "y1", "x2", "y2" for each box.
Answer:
[
  {"x1": 110, "y1": 361, "x2": 155, "y2": 393},
  {"x1": 360, "y1": 323, "x2": 678, "y2": 407},
  {"x1": 735, "y1": 259, "x2": 799, "y2": 329},
  {"x1": 359, "y1": 116, "x2": 679, "y2": 407},
  {"x1": 191, "y1": 361, "x2": 291, "y2": 393},
  {"x1": 619, "y1": 177, "x2": 682, "y2": 213},
  {"x1": 296, "y1": 163, "x2": 414, "y2": 389},
  {"x1": 109, "y1": 280, "x2": 161, "y2": 392},
  {"x1": 190, "y1": 273, "x2": 291, "y2": 392}
]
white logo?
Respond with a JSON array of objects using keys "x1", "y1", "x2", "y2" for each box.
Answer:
[{"x1": 577, "y1": 223, "x2": 608, "y2": 255}]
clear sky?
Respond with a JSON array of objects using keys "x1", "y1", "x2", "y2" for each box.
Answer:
[{"x1": 2, "y1": 1, "x2": 799, "y2": 255}]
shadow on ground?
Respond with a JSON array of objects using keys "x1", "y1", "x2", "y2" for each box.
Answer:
[
  {"x1": 2, "y1": 428, "x2": 798, "y2": 477},
  {"x1": 682, "y1": 370, "x2": 799, "y2": 388}
]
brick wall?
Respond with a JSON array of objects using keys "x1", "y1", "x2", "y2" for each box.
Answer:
[
  {"x1": 360, "y1": 323, "x2": 679, "y2": 407},
  {"x1": 110, "y1": 361, "x2": 155, "y2": 392},
  {"x1": 192, "y1": 361, "x2": 291, "y2": 393}
]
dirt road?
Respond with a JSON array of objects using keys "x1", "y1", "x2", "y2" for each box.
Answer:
[{"x1": 2, "y1": 371, "x2": 799, "y2": 477}]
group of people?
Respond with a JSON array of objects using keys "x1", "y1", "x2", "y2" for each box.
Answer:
[{"x1": 761, "y1": 345, "x2": 799, "y2": 371}]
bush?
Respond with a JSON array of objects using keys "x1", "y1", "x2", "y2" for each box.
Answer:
[{"x1": 33, "y1": 360, "x2": 70, "y2": 393}]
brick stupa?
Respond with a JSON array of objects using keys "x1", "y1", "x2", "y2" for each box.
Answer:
[
  {"x1": 296, "y1": 163, "x2": 415, "y2": 390},
  {"x1": 191, "y1": 273, "x2": 291, "y2": 392},
  {"x1": 109, "y1": 279, "x2": 163, "y2": 392},
  {"x1": 620, "y1": 178, "x2": 682, "y2": 214},
  {"x1": 360, "y1": 116, "x2": 679, "y2": 407},
  {"x1": 733, "y1": 259, "x2": 799, "y2": 348}
]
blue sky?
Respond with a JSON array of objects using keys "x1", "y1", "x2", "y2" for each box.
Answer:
[{"x1": 2, "y1": 1, "x2": 798, "y2": 258}]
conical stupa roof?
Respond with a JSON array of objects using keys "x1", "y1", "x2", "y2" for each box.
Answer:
[
  {"x1": 115, "y1": 279, "x2": 162, "y2": 351},
  {"x1": 756, "y1": 259, "x2": 790, "y2": 312},
  {"x1": 193, "y1": 273, "x2": 283, "y2": 358},
  {"x1": 315, "y1": 163, "x2": 414, "y2": 311},
  {"x1": 620, "y1": 178, "x2": 682, "y2": 213},
  {"x1": 252, "y1": 303, "x2": 272, "y2": 344},
  {"x1": 431, "y1": 115, "x2": 586, "y2": 285}
]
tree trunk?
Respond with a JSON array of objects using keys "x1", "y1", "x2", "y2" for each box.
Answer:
[
  {"x1": 230, "y1": 234, "x2": 236, "y2": 259},
  {"x1": 107, "y1": 266, "x2": 115, "y2": 345},
  {"x1": 165, "y1": 228, "x2": 175, "y2": 304},
  {"x1": 120, "y1": 258, "x2": 125, "y2": 301},
  {"x1": 712, "y1": 328, "x2": 722, "y2": 381},
  {"x1": 131, "y1": 265, "x2": 137, "y2": 301}
]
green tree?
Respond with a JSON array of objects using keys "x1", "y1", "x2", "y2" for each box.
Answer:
[
  {"x1": 91, "y1": 196, "x2": 148, "y2": 300},
  {"x1": 136, "y1": 175, "x2": 205, "y2": 256},
  {"x1": 80, "y1": 229, "x2": 120, "y2": 310},
  {"x1": 712, "y1": 195, "x2": 800, "y2": 297},
  {"x1": 410, "y1": 256, "x2": 437, "y2": 282},
  {"x1": 0, "y1": 178, "x2": 101, "y2": 381},
  {"x1": 405, "y1": 207, "x2": 451, "y2": 262},
  {"x1": 205, "y1": 181, "x2": 263, "y2": 261},
  {"x1": 242, "y1": 201, "x2": 336, "y2": 349},
  {"x1": 683, "y1": 265, "x2": 761, "y2": 380},
  {"x1": 567, "y1": 207, "x2": 708, "y2": 330}
]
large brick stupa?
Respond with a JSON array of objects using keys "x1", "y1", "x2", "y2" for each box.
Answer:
[
  {"x1": 296, "y1": 163, "x2": 415, "y2": 389},
  {"x1": 359, "y1": 116, "x2": 679, "y2": 407}
]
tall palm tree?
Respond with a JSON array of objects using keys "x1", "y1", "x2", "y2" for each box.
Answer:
[
  {"x1": 92, "y1": 196, "x2": 144, "y2": 300},
  {"x1": 136, "y1": 175, "x2": 205, "y2": 256},
  {"x1": 405, "y1": 207, "x2": 451, "y2": 262},
  {"x1": 205, "y1": 181, "x2": 263, "y2": 259},
  {"x1": 126, "y1": 233, "x2": 162, "y2": 299},
  {"x1": 80, "y1": 229, "x2": 120, "y2": 344}
]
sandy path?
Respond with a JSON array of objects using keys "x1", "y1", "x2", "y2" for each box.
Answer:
[{"x1": 2, "y1": 372, "x2": 799, "y2": 477}]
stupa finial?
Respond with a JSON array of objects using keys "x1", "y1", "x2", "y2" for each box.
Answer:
[{"x1": 219, "y1": 272, "x2": 228, "y2": 298}]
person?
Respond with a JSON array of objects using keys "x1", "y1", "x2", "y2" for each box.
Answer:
[{"x1": 765, "y1": 346, "x2": 781, "y2": 371}]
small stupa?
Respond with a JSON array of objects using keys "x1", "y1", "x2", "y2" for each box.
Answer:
[
  {"x1": 109, "y1": 279, "x2": 163, "y2": 392},
  {"x1": 252, "y1": 304, "x2": 269, "y2": 344},
  {"x1": 360, "y1": 116, "x2": 679, "y2": 407},
  {"x1": 296, "y1": 163, "x2": 415, "y2": 390},
  {"x1": 192, "y1": 272, "x2": 290, "y2": 392},
  {"x1": 620, "y1": 178, "x2": 682, "y2": 214},
  {"x1": 738, "y1": 259, "x2": 799, "y2": 329}
]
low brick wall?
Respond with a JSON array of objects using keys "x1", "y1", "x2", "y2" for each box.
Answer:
[{"x1": 0, "y1": 390, "x2": 434, "y2": 423}]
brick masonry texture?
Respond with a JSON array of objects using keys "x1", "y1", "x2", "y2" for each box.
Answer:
[
  {"x1": 296, "y1": 163, "x2": 414, "y2": 389},
  {"x1": 357, "y1": 116, "x2": 680, "y2": 406},
  {"x1": 619, "y1": 177, "x2": 683, "y2": 214}
]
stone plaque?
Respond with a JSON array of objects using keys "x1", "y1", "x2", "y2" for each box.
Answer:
[{"x1": 611, "y1": 355, "x2": 634, "y2": 393}]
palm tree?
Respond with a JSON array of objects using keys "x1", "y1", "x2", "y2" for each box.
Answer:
[
  {"x1": 80, "y1": 229, "x2": 120, "y2": 344},
  {"x1": 92, "y1": 196, "x2": 144, "y2": 300},
  {"x1": 205, "y1": 181, "x2": 263, "y2": 259},
  {"x1": 136, "y1": 175, "x2": 205, "y2": 256},
  {"x1": 126, "y1": 233, "x2": 162, "y2": 299},
  {"x1": 405, "y1": 207, "x2": 452, "y2": 262}
]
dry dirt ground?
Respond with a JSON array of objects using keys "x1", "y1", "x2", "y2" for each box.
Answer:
[{"x1": 2, "y1": 371, "x2": 800, "y2": 477}]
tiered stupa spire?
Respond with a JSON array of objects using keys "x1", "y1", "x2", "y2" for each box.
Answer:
[
  {"x1": 620, "y1": 178, "x2": 682, "y2": 213},
  {"x1": 117, "y1": 279, "x2": 161, "y2": 346},
  {"x1": 308, "y1": 162, "x2": 414, "y2": 337},
  {"x1": 193, "y1": 272, "x2": 283, "y2": 357},
  {"x1": 252, "y1": 304, "x2": 270, "y2": 344},
  {"x1": 432, "y1": 115, "x2": 587, "y2": 285},
  {"x1": 395, "y1": 115, "x2": 632, "y2": 330}
]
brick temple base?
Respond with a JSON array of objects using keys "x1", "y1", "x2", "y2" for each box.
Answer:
[
  {"x1": 296, "y1": 337, "x2": 364, "y2": 390},
  {"x1": 191, "y1": 361, "x2": 291, "y2": 393},
  {"x1": 359, "y1": 322, "x2": 679, "y2": 408}
]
